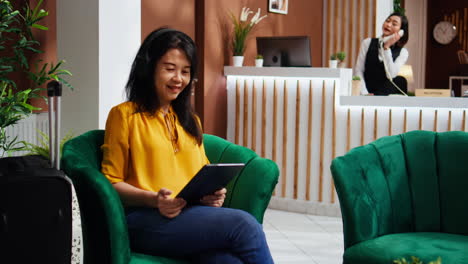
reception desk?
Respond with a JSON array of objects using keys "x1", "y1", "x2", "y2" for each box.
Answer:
[{"x1": 224, "y1": 66, "x2": 468, "y2": 216}]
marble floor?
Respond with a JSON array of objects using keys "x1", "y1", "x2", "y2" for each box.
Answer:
[{"x1": 263, "y1": 209, "x2": 344, "y2": 264}]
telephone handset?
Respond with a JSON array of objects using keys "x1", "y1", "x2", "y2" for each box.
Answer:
[{"x1": 382, "y1": 29, "x2": 404, "y2": 44}]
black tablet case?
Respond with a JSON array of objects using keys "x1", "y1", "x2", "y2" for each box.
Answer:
[{"x1": 176, "y1": 163, "x2": 245, "y2": 203}]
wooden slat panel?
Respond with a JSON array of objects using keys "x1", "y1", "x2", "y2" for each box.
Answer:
[
  {"x1": 235, "y1": 79, "x2": 240, "y2": 144},
  {"x1": 348, "y1": 1, "x2": 355, "y2": 67},
  {"x1": 331, "y1": 82, "x2": 336, "y2": 203},
  {"x1": 347, "y1": 108, "x2": 351, "y2": 151},
  {"x1": 333, "y1": 0, "x2": 339, "y2": 56},
  {"x1": 340, "y1": 0, "x2": 346, "y2": 53},
  {"x1": 448, "y1": 111, "x2": 452, "y2": 131},
  {"x1": 306, "y1": 80, "x2": 313, "y2": 201},
  {"x1": 458, "y1": 10, "x2": 463, "y2": 46},
  {"x1": 273, "y1": 80, "x2": 278, "y2": 162},
  {"x1": 456, "y1": 10, "x2": 460, "y2": 45},
  {"x1": 243, "y1": 79, "x2": 249, "y2": 147},
  {"x1": 326, "y1": 0, "x2": 332, "y2": 66},
  {"x1": 463, "y1": 110, "x2": 467, "y2": 132},
  {"x1": 325, "y1": 0, "x2": 376, "y2": 69},
  {"x1": 373, "y1": 108, "x2": 378, "y2": 140},
  {"x1": 419, "y1": 110, "x2": 423, "y2": 130},
  {"x1": 281, "y1": 80, "x2": 288, "y2": 197},
  {"x1": 361, "y1": 108, "x2": 365, "y2": 145},
  {"x1": 272, "y1": 80, "x2": 278, "y2": 196},
  {"x1": 252, "y1": 81, "x2": 257, "y2": 152},
  {"x1": 261, "y1": 80, "x2": 266, "y2": 157},
  {"x1": 388, "y1": 109, "x2": 392, "y2": 136},
  {"x1": 319, "y1": 81, "x2": 326, "y2": 202},
  {"x1": 293, "y1": 81, "x2": 300, "y2": 199},
  {"x1": 462, "y1": 7, "x2": 468, "y2": 51},
  {"x1": 403, "y1": 109, "x2": 408, "y2": 133},
  {"x1": 365, "y1": 0, "x2": 370, "y2": 38},
  {"x1": 356, "y1": 0, "x2": 362, "y2": 62},
  {"x1": 372, "y1": 0, "x2": 377, "y2": 37}
]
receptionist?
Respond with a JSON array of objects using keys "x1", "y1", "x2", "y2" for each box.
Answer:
[{"x1": 354, "y1": 12, "x2": 409, "y2": 96}]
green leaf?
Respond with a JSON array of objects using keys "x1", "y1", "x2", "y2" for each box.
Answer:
[
  {"x1": 31, "y1": 0, "x2": 44, "y2": 20},
  {"x1": 55, "y1": 69, "x2": 72, "y2": 76},
  {"x1": 31, "y1": 23, "x2": 48, "y2": 30}
]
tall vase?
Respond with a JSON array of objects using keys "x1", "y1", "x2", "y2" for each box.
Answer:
[{"x1": 233, "y1": 56, "x2": 244, "y2": 67}]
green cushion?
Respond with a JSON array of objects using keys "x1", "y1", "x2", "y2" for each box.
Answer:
[
  {"x1": 331, "y1": 130, "x2": 468, "y2": 263},
  {"x1": 344, "y1": 232, "x2": 468, "y2": 264},
  {"x1": 62, "y1": 130, "x2": 278, "y2": 264}
]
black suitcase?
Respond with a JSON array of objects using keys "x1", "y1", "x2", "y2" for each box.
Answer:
[{"x1": 0, "y1": 81, "x2": 73, "y2": 264}]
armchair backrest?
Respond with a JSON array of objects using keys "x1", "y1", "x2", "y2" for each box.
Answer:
[{"x1": 331, "y1": 130, "x2": 468, "y2": 249}]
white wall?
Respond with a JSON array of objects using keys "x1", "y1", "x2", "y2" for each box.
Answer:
[
  {"x1": 99, "y1": 1, "x2": 141, "y2": 129},
  {"x1": 57, "y1": 0, "x2": 141, "y2": 136},
  {"x1": 375, "y1": 0, "x2": 394, "y2": 37}
]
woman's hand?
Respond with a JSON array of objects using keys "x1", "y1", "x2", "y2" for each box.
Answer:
[
  {"x1": 200, "y1": 188, "x2": 227, "y2": 207},
  {"x1": 157, "y1": 188, "x2": 187, "y2": 218},
  {"x1": 383, "y1": 32, "x2": 401, "y2": 49}
]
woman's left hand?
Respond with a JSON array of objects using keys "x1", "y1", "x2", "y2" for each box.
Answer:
[
  {"x1": 200, "y1": 188, "x2": 227, "y2": 207},
  {"x1": 383, "y1": 32, "x2": 401, "y2": 49}
]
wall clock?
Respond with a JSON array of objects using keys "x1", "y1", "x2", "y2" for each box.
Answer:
[{"x1": 433, "y1": 21, "x2": 457, "y2": 45}]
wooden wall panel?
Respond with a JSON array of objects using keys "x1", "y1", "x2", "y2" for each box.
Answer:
[{"x1": 324, "y1": 0, "x2": 377, "y2": 69}]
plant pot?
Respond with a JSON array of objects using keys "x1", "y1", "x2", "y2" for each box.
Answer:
[
  {"x1": 329, "y1": 60, "x2": 338, "y2": 68},
  {"x1": 352, "y1": 80, "x2": 361, "y2": 96},
  {"x1": 255, "y1": 59, "x2": 264, "y2": 67},
  {"x1": 233, "y1": 56, "x2": 244, "y2": 67},
  {"x1": 339, "y1": 62, "x2": 346, "y2": 68}
]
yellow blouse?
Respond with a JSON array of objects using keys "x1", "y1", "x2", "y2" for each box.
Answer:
[{"x1": 101, "y1": 102, "x2": 209, "y2": 197}]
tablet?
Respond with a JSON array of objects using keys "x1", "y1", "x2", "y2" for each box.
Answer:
[{"x1": 176, "y1": 163, "x2": 245, "y2": 204}]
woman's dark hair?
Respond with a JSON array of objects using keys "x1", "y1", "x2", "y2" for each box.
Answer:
[
  {"x1": 387, "y1": 12, "x2": 409, "y2": 48},
  {"x1": 126, "y1": 27, "x2": 202, "y2": 144}
]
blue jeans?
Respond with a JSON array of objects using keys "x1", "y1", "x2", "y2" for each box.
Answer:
[{"x1": 126, "y1": 205, "x2": 274, "y2": 264}]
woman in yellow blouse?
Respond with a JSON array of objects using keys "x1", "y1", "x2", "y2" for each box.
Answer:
[{"x1": 101, "y1": 28, "x2": 273, "y2": 263}]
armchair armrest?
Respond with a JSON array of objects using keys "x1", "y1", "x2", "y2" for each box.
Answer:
[
  {"x1": 62, "y1": 131, "x2": 131, "y2": 264},
  {"x1": 203, "y1": 134, "x2": 279, "y2": 223}
]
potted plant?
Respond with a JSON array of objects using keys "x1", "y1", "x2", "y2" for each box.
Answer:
[
  {"x1": 230, "y1": 7, "x2": 267, "y2": 66},
  {"x1": 351, "y1": 76, "x2": 361, "y2": 96},
  {"x1": 329, "y1": 53, "x2": 338, "y2": 68},
  {"x1": 0, "y1": 0, "x2": 72, "y2": 156},
  {"x1": 336, "y1": 51, "x2": 346, "y2": 68},
  {"x1": 255, "y1": 54, "x2": 264, "y2": 67}
]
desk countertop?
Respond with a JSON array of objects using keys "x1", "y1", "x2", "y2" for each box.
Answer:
[{"x1": 340, "y1": 95, "x2": 468, "y2": 109}]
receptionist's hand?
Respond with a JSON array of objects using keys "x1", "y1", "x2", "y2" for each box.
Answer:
[
  {"x1": 200, "y1": 188, "x2": 227, "y2": 207},
  {"x1": 156, "y1": 188, "x2": 187, "y2": 218}
]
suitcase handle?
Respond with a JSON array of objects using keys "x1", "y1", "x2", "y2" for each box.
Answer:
[{"x1": 47, "y1": 81, "x2": 63, "y2": 170}]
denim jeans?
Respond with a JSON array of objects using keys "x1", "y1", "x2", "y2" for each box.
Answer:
[{"x1": 126, "y1": 205, "x2": 274, "y2": 264}]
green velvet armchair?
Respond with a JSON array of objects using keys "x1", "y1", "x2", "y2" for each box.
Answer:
[
  {"x1": 61, "y1": 130, "x2": 278, "y2": 264},
  {"x1": 331, "y1": 130, "x2": 468, "y2": 264}
]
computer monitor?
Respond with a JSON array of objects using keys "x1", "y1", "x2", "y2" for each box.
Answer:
[{"x1": 256, "y1": 36, "x2": 311, "y2": 67}]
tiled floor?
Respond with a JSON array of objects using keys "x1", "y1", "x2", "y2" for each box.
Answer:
[{"x1": 263, "y1": 209, "x2": 344, "y2": 264}]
